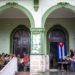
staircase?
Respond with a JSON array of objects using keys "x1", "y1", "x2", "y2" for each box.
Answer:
[{"x1": 15, "y1": 72, "x2": 30, "y2": 75}]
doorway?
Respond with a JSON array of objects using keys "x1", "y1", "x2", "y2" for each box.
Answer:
[
  {"x1": 11, "y1": 25, "x2": 30, "y2": 71},
  {"x1": 50, "y1": 42, "x2": 58, "y2": 68},
  {"x1": 13, "y1": 26, "x2": 30, "y2": 56},
  {"x1": 48, "y1": 25, "x2": 68, "y2": 69}
]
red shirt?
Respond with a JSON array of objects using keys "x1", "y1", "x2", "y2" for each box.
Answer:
[{"x1": 23, "y1": 55, "x2": 29, "y2": 64}]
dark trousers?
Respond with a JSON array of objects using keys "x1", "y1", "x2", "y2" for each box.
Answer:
[{"x1": 18, "y1": 63, "x2": 24, "y2": 71}]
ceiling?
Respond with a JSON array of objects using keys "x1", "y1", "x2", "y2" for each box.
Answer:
[
  {"x1": 0, "y1": 8, "x2": 28, "y2": 18},
  {"x1": 48, "y1": 8, "x2": 75, "y2": 18},
  {"x1": 0, "y1": 8, "x2": 75, "y2": 18}
]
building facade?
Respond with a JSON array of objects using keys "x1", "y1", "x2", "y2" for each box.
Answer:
[{"x1": 0, "y1": 0, "x2": 75, "y2": 72}]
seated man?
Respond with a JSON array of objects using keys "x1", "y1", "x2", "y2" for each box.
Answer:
[{"x1": 69, "y1": 51, "x2": 75, "y2": 71}]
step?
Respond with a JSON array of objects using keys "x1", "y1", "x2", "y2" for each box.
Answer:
[
  {"x1": 49, "y1": 69, "x2": 58, "y2": 72},
  {"x1": 15, "y1": 72, "x2": 30, "y2": 75}
]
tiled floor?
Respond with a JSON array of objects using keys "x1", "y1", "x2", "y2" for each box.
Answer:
[
  {"x1": 16, "y1": 71, "x2": 75, "y2": 75},
  {"x1": 49, "y1": 71, "x2": 75, "y2": 75}
]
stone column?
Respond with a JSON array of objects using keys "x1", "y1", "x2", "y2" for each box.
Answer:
[
  {"x1": 41, "y1": 28, "x2": 49, "y2": 71},
  {"x1": 30, "y1": 28, "x2": 49, "y2": 73}
]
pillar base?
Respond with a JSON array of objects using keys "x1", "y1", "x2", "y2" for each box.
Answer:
[{"x1": 30, "y1": 55, "x2": 49, "y2": 73}]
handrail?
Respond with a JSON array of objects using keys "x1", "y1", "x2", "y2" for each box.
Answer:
[{"x1": 0, "y1": 57, "x2": 17, "y2": 75}]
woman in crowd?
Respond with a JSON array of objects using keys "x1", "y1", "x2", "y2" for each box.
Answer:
[
  {"x1": 70, "y1": 51, "x2": 75, "y2": 71},
  {"x1": 17, "y1": 54, "x2": 24, "y2": 71},
  {"x1": 0, "y1": 54, "x2": 5, "y2": 70}
]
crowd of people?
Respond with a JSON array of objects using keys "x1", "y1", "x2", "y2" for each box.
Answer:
[
  {"x1": 57, "y1": 49, "x2": 75, "y2": 71},
  {"x1": 66, "y1": 49, "x2": 75, "y2": 71},
  {"x1": 17, "y1": 54, "x2": 30, "y2": 71},
  {"x1": 0, "y1": 53, "x2": 30, "y2": 71},
  {"x1": 49, "y1": 49, "x2": 75, "y2": 71},
  {"x1": 0, "y1": 53, "x2": 15, "y2": 70},
  {"x1": 1, "y1": 50, "x2": 75, "y2": 72}
]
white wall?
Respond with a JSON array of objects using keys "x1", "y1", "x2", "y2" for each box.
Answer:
[{"x1": 40, "y1": 0, "x2": 75, "y2": 16}]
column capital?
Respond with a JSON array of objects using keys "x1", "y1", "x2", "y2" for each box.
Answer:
[{"x1": 30, "y1": 28, "x2": 45, "y2": 33}]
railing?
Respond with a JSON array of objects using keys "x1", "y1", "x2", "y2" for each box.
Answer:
[{"x1": 0, "y1": 57, "x2": 17, "y2": 75}]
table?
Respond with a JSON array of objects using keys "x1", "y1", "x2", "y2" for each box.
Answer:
[{"x1": 58, "y1": 61, "x2": 69, "y2": 71}]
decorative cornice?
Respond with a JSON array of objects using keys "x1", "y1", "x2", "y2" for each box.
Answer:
[
  {"x1": 6, "y1": 2, "x2": 18, "y2": 7},
  {"x1": 57, "y1": 2, "x2": 69, "y2": 8},
  {"x1": 34, "y1": 0, "x2": 39, "y2": 11},
  {"x1": 30, "y1": 28, "x2": 45, "y2": 32}
]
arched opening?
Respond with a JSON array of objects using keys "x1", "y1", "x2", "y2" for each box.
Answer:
[
  {"x1": 0, "y1": 3, "x2": 34, "y2": 54},
  {"x1": 47, "y1": 25, "x2": 68, "y2": 69},
  {"x1": 44, "y1": 3, "x2": 75, "y2": 70},
  {"x1": 0, "y1": 3, "x2": 33, "y2": 72}
]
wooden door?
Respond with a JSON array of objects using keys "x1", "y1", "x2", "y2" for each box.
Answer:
[{"x1": 13, "y1": 28, "x2": 30, "y2": 56}]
